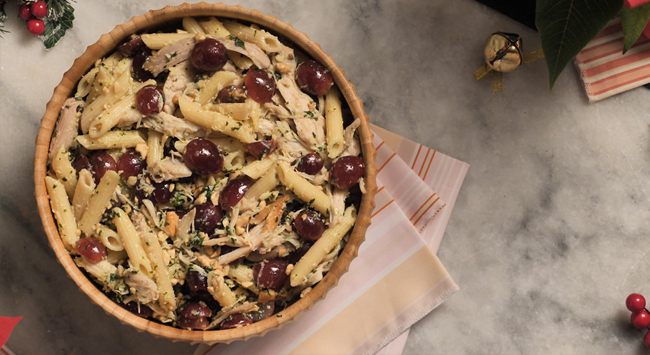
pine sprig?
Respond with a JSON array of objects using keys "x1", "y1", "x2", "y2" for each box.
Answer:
[
  {"x1": 0, "y1": 0, "x2": 8, "y2": 38},
  {"x1": 39, "y1": 0, "x2": 74, "y2": 49}
]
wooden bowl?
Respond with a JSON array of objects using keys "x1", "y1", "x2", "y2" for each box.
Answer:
[{"x1": 34, "y1": 2, "x2": 377, "y2": 344}]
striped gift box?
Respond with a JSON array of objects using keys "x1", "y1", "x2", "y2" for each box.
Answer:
[
  {"x1": 575, "y1": 17, "x2": 650, "y2": 102},
  {"x1": 195, "y1": 125, "x2": 468, "y2": 355}
]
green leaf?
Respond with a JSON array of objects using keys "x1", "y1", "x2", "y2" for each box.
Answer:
[
  {"x1": 40, "y1": 0, "x2": 75, "y2": 49},
  {"x1": 620, "y1": 3, "x2": 650, "y2": 53},
  {"x1": 0, "y1": 0, "x2": 8, "y2": 38},
  {"x1": 536, "y1": 0, "x2": 623, "y2": 90}
]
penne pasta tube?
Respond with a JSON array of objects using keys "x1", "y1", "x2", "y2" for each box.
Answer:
[
  {"x1": 112, "y1": 208, "x2": 153, "y2": 276},
  {"x1": 178, "y1": 95, "x2": 254, "y2": 143},
  {"x1": 141, "y1": 33, "x2": 194, "y2": 50},
  {"x1": 325, "y1": 86, "x2": 345, "y2": 159},
  {"x1": 146, "y1": 130, "x2": 164, "y2": 168},
  {"x1": 76, "y1": 67, "x2": 99, "y2": 99},
  {"x1": 228, "y1": 52, "x2": 253, "y2": 70},
  {"x1": 222, "y1": 20, "x2": 282, "y2": 52},
  {"x1": 244, "y1": 169, "x2": 279, "y2": 200},
  {"x1": 45, "y1": 176, "x2": 80, "y2": 250},
  {"x1": 76, "y1": 130, "x2": 146, "y2": 150},
  {"x1": 96, "y1": 225, "x2": 124, "y2": 251},
  {"x1": 142, "y1": 232, "x2": 176, "y2": 310},
  {"x1": 240, "y1": 155, "x2": 277, "y2": 179},
  {"x1": 290, "y1": 206, "x2": 356, "y2": 287},
  {"x1": 79, "y1": 170, "x2": 120, "y2": 237},
  {"x1": 182, "y1": 17, "x2": 205, "y2": 34},
  {"x1": 198, "y1": 17, "x2": 230, "y2": 38},
  {"x1": 197, "y1": 71, "x2": 238, "y2": 105},
  {"x1": 277, "y1": 161, "x2": 331, "y2": 216},
  {"x1": 81, "y1": 68, "x2": 131, "y2": 133},
  {"x1": 72, "y1": 169, "x2": 95, "y2": 221},
  {"x1": 51, "y1": 147, "x2": 78, "y2": 199}
]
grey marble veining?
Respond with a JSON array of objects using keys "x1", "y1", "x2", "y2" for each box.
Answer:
[{"x1": 2, "y1": 0, "x2": 650, "y2": 354}]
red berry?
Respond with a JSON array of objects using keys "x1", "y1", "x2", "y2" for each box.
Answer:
[
  {"x1": 26, "y1": 19, "x2": 45, "y2": 36},
  {"x1": 627, "y1": 293, "x2": 646, "y2": 312},
  {"x1": 644, "y1": 331, "x2": 650, "y2": 349},
  {"x1": 632, "y1": 310, "x2": 650, "y2": 329},
  {"x1": 31, "y1": 1, "x2": 48, "y2": 19},
  {"x1": 19, "y1": 5, "x2": 33, "y2": 20}
]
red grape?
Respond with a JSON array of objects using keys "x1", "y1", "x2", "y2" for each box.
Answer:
[
  {"x1": 74, "y1": 155, "x2": 92, "y2": 175},
  {"x1": 627, "y1": 293, "x2": 646, "y2": 312},
  {"x1": 194, "y1": 202, "x2": 223, "y2": 234},
  {"x1": 178, "y1": 316, "x2": 209, "y2": 329},
  {"x1": 119, "y1": 36, "x2": 146, "y2": 57},
  {"x1": 26, "y1": 19, "x2": 44, "y2": 36},
  {"x1": 632, "y1": 310, "x2": 650, "y2": 329},
  {"x1": 132, "y1": 50, "x2": 153, "y2": 82},
  {"x1": 178, "y1": 302, "x2": 211, "y2": 329},
  {"x1": 136, "y1": 85, "x2": 164, "y2": 116},
  {"x1": 151, "y1": 181, "x2": 174, "y2": 205},
  {"x1": 217, "y1": 85, "x2": 247, "y2": 103},
  {"x1": 186, "y1": 271, "x2": 208, "y2": 293},
  {"x1": 90, "y1": 151, "x2": 117, "y2": 183},
  {"x1": 294, "y1": 211, "x2": 325, "y2": 241},
  {"x1": 30, "y1": 1, "x2": 48, "y2": 18},
  {"x1": 253, "y1": 259, "x2": 288, "y2": 290},
  {"x1": 191, "y1": 38, "x2": 228, "y2": 72},
  {"x1": 330, "y1": 156, "x2": 364, "y2": 189},
  {"x1": 248, "y1": 302, "x2": 275, "y2": 322},
  {"x1": 247, "y1": 140, "x2": 276, "y2": 159},
  {"x1": 219, "y1": 176, "x2": 253, "y2": 210},
  {"x1": 75, "y1": 238, "x2": 107, "y2": 264},
  {"x1": 19, "y1": 5, "x2": 33, "y2": 20},
  {"x1": 120, "y1": 301, "x2": 153, "y2": 318},
  {"x1": 220, "y1": 313, "x2": 253, "y2": 330},
  {"x1": 285, "y1": 241, "x2": 313, "y2": 265},
  {"x1": 245, "y1": 69, "x2": 276, "y2": 103},
  {"x1": 296, "y1": 153, "x2": 323, "y2": 175},
  {"x1": 296, "y1": 60, "x2": 333, "y2": 96},
  {"x1": 183, "y1": 139, "x2": 224, "y2": 175},
  {"x1": 117, "y1": 150, "x2": 145, "y2": 179}
]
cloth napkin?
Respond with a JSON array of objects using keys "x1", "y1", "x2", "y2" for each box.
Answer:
[
  {"x1": 574, "y1": 17, "x2": 650, "y2": 102},
  {"x1": 195, "y1": 125, "x2": 468, "y2": 355}
]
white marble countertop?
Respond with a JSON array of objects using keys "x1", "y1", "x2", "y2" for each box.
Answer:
[{"x1": 2, "y1": 0, "x2": 650, "y2": 354}]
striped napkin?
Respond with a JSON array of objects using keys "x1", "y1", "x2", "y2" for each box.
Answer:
[
  {"x1": 195, "y1": 125, "x2": 468, "y2": 355},
  {"x1": 575, "y1": 17, "x2": 650, "y2": 102}
]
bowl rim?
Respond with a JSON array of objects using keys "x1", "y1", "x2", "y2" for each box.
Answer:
[{"x1": 34, "y1": 1, "x2": 377, "y2": 344}]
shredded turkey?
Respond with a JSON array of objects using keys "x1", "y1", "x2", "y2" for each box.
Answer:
[
  {"x1": 150, "y1": 157, "x2": 192, "y2": 182},
  {"x1": 49, "y1": 97, "x2": 83, "y2": 161},
  {"x1": 144, "y1": 37, "x2": 195, "y2": 76},
  {"x1": 125, "y1": 272, "x2": 159, "y2": 304},
  {"x1": 221, "y1": 38, "x2": 271, "y2": 69},
  {"x1": 162, "y1": 61, "x2": 192, "y2": 114},
  {"x1": 142, "y1": 112, "x2": 209, "y2": 139}
]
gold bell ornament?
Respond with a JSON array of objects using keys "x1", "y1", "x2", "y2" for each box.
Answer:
[{"x1": 474, "y1": 32, "x2": 544, "y2": 92}]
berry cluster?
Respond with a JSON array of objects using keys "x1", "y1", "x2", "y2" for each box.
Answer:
[
  {"x1": 626, "y1": 293, "x2": 650, "y2": 347},
  {"x1": 18, "y1": 1, "x2": 48, "y2": 35}
]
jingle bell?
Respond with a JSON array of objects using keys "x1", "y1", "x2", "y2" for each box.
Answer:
[{"x1": 483, "y1": 32, "x2": 523, "y2": 73}]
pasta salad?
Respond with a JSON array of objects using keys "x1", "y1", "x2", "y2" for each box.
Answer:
[{"x1": 45, "y1": 16, "x2": 366, "y2": 330}]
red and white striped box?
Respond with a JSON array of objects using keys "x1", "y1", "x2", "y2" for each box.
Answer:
[{"x1": 575, "y1": 18, "x2": 650, "y2": 102}]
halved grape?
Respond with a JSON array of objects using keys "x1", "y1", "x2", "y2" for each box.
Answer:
[
  {"x1": 194, "y1": 202, "x2": 223, "y2": 234},
  {"x1": 245, "y1": 69, "x2": 276, "y2": 103},
  {"x1": 219, "y1": 176, "x2": 253, "y2": 210},
  {"x1": 190, "y1": 38, "x2": 228, "y2": 72},
  {"x1": 220, "y1": 313, "x2": 253, "y2": 330},
  {"x1": 74, "y1": 155, "x2": 92, "y2": 175},
  {"x1": 151, "y1": 181, "x2": 173, "y2": 205},
  {"x1": 178, "y1": 302, "x2": 212, "y2": 329},
  {"x1": 90, "y1": 151, "x2": 116, "y2": 183},
  {"x1": 296, "y1": 60, "x2": 333, "y2": 96},
  {"x1": 118, "y1": 36, "x2": 146, "y2": 57},
  {"x1": 330, "y1": 156, "x2": 364, "y2": 189},
  {"x1": 117, "y1": 150, "x2": 145, "y2": 179},
  {"x1": 120, "y1": 301, "x2": 153, "y2": 318},
  {"x1": 177, "y1": 316, "x2": 209, "y2": 329},
  {"x1": 285, "y1": 241, "x2": 313, "y2": 265},
  {"x1": 75, "y1": 238, "x2": 107, "y2": 264},
  {"x1": 294, "y1": 211, "x2": 325, "y2": 241},
  {"x1": 136, "y1": 85, "x2": 164, "y2": 116},
  {"x1": 217, "y1": 85, "x2": 247, "y2": 103},
  {"x1": 247, "y1": 140, "x2": 276, "y2": 159},
  {"x1": 183, "y1": 139, "x2": 224, "y2": 175},
  {"x1": 247, "y1": 302, "x2": 275, "y2": 322},
  {"x1": 253, "y1": 258, "x2": 288, "y2": 290},
  {"x1": 132, "y1": 50, "x2": 153, "y2": 82},
  {"x1": 186, "y1": 270, "x2": 208, "y2": 293},
  {"x1": 296, "y1": 153, "x2": 323, "y2": 175}
]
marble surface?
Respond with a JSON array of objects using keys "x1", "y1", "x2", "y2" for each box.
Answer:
[{"x1": 2, "y1": 0, "x2": 650, "y2": 354}]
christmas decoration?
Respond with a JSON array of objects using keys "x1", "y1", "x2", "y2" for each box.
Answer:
[{"x1": 0, "y1": 0, "x2": 75, "y2": 48}]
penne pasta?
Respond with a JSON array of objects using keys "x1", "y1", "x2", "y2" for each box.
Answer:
[
  {"x1": 197, "y1": 71, "x2": 239, "y2": 106},
  {"x1": 240, "y1": 155, "x2": 277, "y2": 179},
  {"x1": 51, "y1": 147, "x2": 78, "y2": 199},
  {"x1": 222, "y1": 20, "x2": 282, "y2": 52},
  {"x1": 142, "y1": 232, "x2": 176, "y2": 310},
  {"x1": 291, "y1": 206, "x2": 356, "y2": 287},
  {"x1": 45, "y1": 176, "x2": 80, "y2": 250},
  {"x1": 96, "y1": 225, "x2": 124, "y2": 251},
  {"x1": 277, "y1": 161, "x2": 331, "y2": 216},
  {"x1": 178, "y1": 94, "x2": 255, "y2": 143},
  {"x1": 141, "y1": 33, "x2": 194, "y2": 50},
  {"x1": 182, "y1": 17, "x2": 205, "y2": 34},
  {"x1": 72, "y1": 169, "x2": 95, "y2": 221},
  {"x1": 112, "y1": 208, "x2": 153, "y2": 276},
  {"x1": 146, "y1": 129, "x2": 164, "y2": 168},
  {"x1": 325, "y1": 86, "x2": 345, "y2": 158},
  {"x1": 198, "y1": 17, "x2": 230, "y2": 38},
  {"x1": 244, "y1": 168, "x2": 279, "y2": 200},
  {"x1": 78, "y1": 170, "x2": 120, "y2": 237},
  {"x1": 76, "y1": 130, "x2": 146, "y2": 150},
  {"x1": 81, "y1": 68, "x2": 132, "y2": 133}
]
